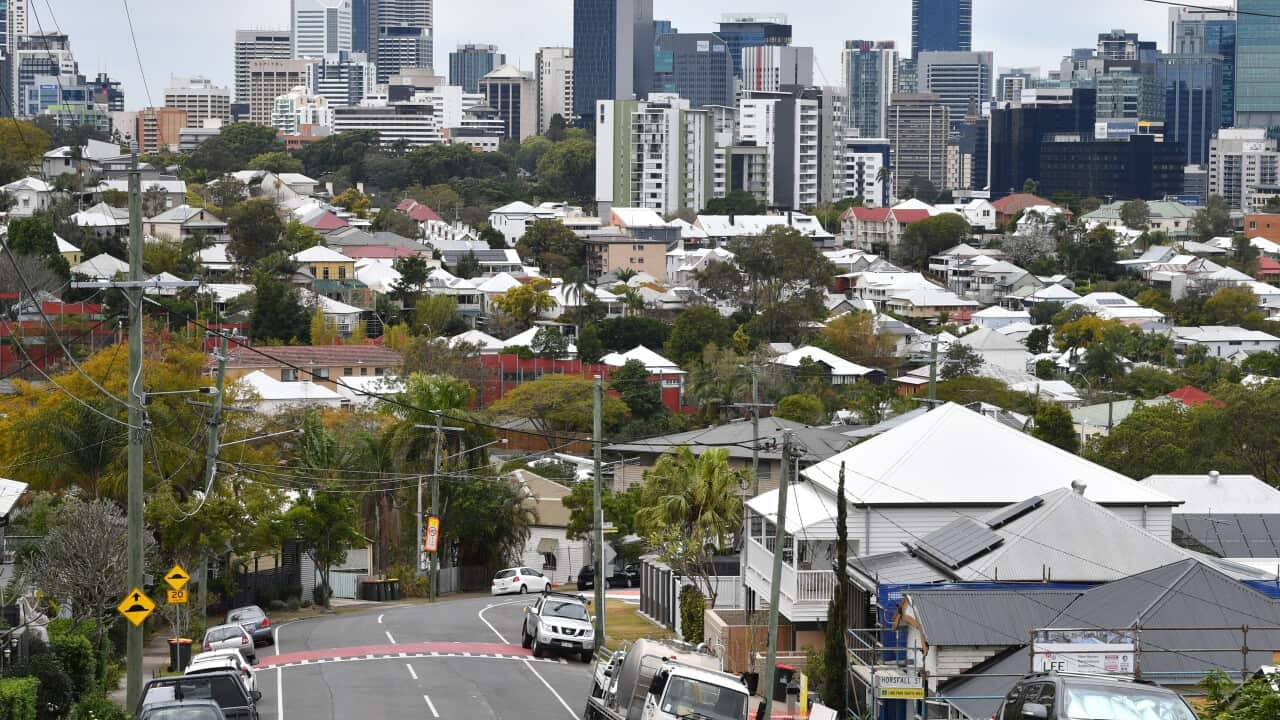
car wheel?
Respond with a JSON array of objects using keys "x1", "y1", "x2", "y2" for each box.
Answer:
[
  {"x1": 531, "y1": 637, "x2": 542, "y2": 658},
  {"x1": 580, "y1": 651, "x2": 593, "y2": 663},
  {"x1": 521, "y1": 626, "x2": 532, "y2": 649},
  {"x1": 519, "y1": 584, "x2": 528, "y2": 594}
]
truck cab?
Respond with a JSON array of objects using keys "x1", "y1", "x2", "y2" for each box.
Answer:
[
  {"x1": 586, "y1": 638, "x2": 749, "y2": 720},
  {"x1": 643, "y1": 663, "x2": 750, "y2": 720}
]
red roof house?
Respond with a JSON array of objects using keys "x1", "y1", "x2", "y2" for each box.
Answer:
[
  {"x1": 396, "y1": 199, "x2": 442, "y2": 223},
  {"x1": 991, "y1": 193, "x2": 1066, "y2": 226},
  {"x1": 1166, "y1": 385, "x2": 1223, "y2": 408},
  {"x1": 1258, "y1": 257, "x2": 1280, "y2": 282}
]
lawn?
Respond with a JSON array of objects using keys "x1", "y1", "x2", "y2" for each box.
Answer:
[{"x1": 592, "y1": 598, "x2": 674, "y2": 651}]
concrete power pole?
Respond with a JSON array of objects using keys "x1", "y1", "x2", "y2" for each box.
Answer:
[
  {"x1": 125, "y1": 152, "x2": 146, "y2": 711},
  {"x1": 760, "y1": 429, "x2": 793, "y2": 720},
  {"x1": 592, "y1": 375, "x2": 605, "y2": 650},
  {"x1": 750, "y1": 366, "x2": 760, "y2": 495},
  {"x1": 198, "y1": 334, "x2": 230, "y2": 623}
]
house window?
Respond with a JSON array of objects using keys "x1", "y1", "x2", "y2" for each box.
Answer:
[
  {"x1": 375, "y1": 367, "x2": 386, "y2": 376},
  {"x1": 281, "y1": 369, "x2": 297, "y2": 382},
  {"x1": 323, "y1": 267, "x2": 331, "y2": 280},
  {"x1": 344, "y1": 368, "x2": 353, "y2": 376},
  {"x1": 314, "y1": 367, "x2": 330, "y2": 379},
  {"x1": 338, "y1": 267, "x2": 347, "y2": 280},
  {"x1": 360, "y1": 367, "x2": 369, "y2": 376},
  {"x1": 542, "y1": 553, "x2": 557, "y2": 570}
]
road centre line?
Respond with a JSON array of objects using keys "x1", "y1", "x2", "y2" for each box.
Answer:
[
  {"x1": 385, "y1": 630, "x2": 396, "y2": 644},
  {"x1": 423, "y1": 694, "x2": 440, "y2": 718},
  {"x1": 406, "y1": 663, "x2": 418, "y2": 680},
  {"x1": 478, "y1": 599, "x2": 577, "y2": 720}
]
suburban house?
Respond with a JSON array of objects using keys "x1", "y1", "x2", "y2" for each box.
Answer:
[
  {"x1": 990, "y1": 193, "x2": 1064, "y2": 227},
  {"x1": 509, "y1": 469, "x2": 590, "y2": 586},
  {"x1": 487, "y1": 200, "x2": 566, "y2": 246},
  {"x1": 220, "y1": 345, "x2": 403, "y2": 386},
  {"x1": 970, "y1": 306, "x2": 1031, "y2": 330},
  {"x1": 582, "y1": 231, "x2": 669, "y2": 281},
  {"x1": 144, "y1": 205, "x2": 228, "y2": 243},
  {"x1": 70, "y1": 202, "x2": 130, "y2": 238},
  {"x1": 605, "y1": 417, "x2": 852, "y2": 494},
  {"x1": 1171, "y1": 326, "x2": 1280, "y2": 358},
  {"x1": 601, "y1": 345, "x2": 686, "y2": 402},
  {"x1": 70, "y1": 253, "x2": 129, "y2": 280},
  {"x1": 696, "y1": 213, "x2": 835, "y2": 249},
  {"x1": 1140, "y1": 471, "x2": 1280, "y2": 574},
  {"x1": 1068, "y1": 292, "x2": 1167, "y2": 325},
  {"x1": 1021, "y1": 282, "x2": 1080, "y2": 307},
  {"x1": 235, "y1": 369, "x2": 347, "y2": 415},
  {"x1": 96, "y1": 179, "x2": 187, "y2": 211},
  {"x1": 955, "y1": 327, "x2": 1034, "y2": 382},
  {"x1": 292, "y1": 245, "x2": 357, "y2": 282},
  {"x1": 770, "y1": 345, "x2": 885, "y2": 385},
  {"x1": 41, "y1": 139, "x2": 123, "y2": 177},
  {"x1": 1082, "y1": 200, "x2": 1198, "y2": 239},
  {"x1": 2, "y1": 177, "x2": 53, "y2": 217},
  {"x1": 841, "y1": 204, "x2": 934, "y2": 253}
]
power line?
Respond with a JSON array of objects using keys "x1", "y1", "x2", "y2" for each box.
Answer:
[
  {"x1": 1140, "y1": 0, "x2": 1264, "y2": 17},
  {"x1": 118, "y1": 0, "x2": 153, "y2": 108}
]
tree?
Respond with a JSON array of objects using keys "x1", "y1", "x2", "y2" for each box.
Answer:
[
  {"x1": 251, "y1": 277, "x2": 310, "y2": 343},
  {"x1": 532, "y1": 327, "x2": 571, "y2": 358},
  {"x1": 610, "y1": 359, "x2": 665, "y2": 419},
  {"x1": 282, "y1": 219, "x2": 324, "y2": 254},
  {"x1": 207, "y1": 174, "x2": 248, "y2": 211},
  {"x1": 188, "y1": 123, "x2": 282, "y2": 178},
  {"x1": 821, "y1": 311, "x2": 899, "y2": 372},
  {"x1": 730, "y1": 225, "x2": 836, "y2": 338},
  {"x1": 1200, "y1": 671, "x2": 1280, "y2": 720},
  {"x1": 577, "y1": 322, "x2": 605, "y2": 363},
  {"x1": 371, "y1": 206, "x2": 421, "y2": 239},
  {"x1": 1032, "y1": 403, "x2": 1079, "y2": 453},
  {"x1": 5, "y1": 215, "x2": 69, "y2": 277},
  {"x1": 516, "y1": 219, "x2": 584, "y2": 275},
  {"x1": 1030, "y1": 301, "x2": 1064, "y2": 326},
  {"x1": 600, "y1": 317, "x2": 671, "y2": 353},
  {"x1": 940, "y1": 343, "x2": 985, "y2": 380},
  {"x1": 1191, "y1": 194, "x2": 1232, "y2": 241},
  {"x1": 1204, "y1": 285, "x2": 1263, "y2": 327},
  {"x1": 1090, "y1": 402, "x2": 1199, "y2": 479},
  {"x1": 491, "y1": 278, "x2": 555, "y2": 330},
  {"x1": 666, "y1": 306, "x2": 734, "y2": 367},
  {"x1": 489, "y1": 375, "x2": 628, "y2": 448},
  {"x1": 0, "y1": 119, "x2": 51, "y2": 183},
  {"x1": 247, "y1": 151, "x2": 304, "y2": 174},
  {"x1": 1026, "y1": 326, "x2": 1051, "y2": 354},
  {"x1": 227, "y1": 197, "x2": 285, "y2": 266},
  {"x1": 897, "y1": 213, "x2": 972, "y2": 268},
  {"x1": 1060, "y1": 224, "x2": 1119, "y2": 277},
  {"x1": 1119, "y1": 199, "x2": 1151, "y2": 230},
  {"x1": 535, "y1": 137, "x2": 595, "y2": 202},
  {"x1": 1056, "y1": 315, "x2": 1127, "y2": 350},
  {"x1": 333, "y1": 187, "x2": 372, "y2": 218},
  {"x1": 703, "y1": 190, "x2": 765, "y2": 215},
  {"x1": 1233, "y1": 233, "x2": 1261, "y2": 271},
  {"x1": 413, "y1": 295, "x2": 460, "y2": 337},
  {"x1": 776, "y1": 393, "x2": 826, "y2": 425},
  {"x1": 635, "y1": 447, "x2": 745, "y2": 606},
  {"x1": 284, "y1": 481, "x2": 363, "y2": 607},
  {"x1": 309, "y1": 305, "x2": 340, "y2": 345},
  {"x1": 406, "y1": 183, "x2": 464, "y2": 216},
  {"x1": 822, "y1": 462, "x2": 850, "y2": 712},
  {"x1": 451, "y1": 251, "x2": 482, "y2": 280}
]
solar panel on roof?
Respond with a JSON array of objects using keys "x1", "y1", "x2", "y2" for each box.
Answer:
[
  {"x1": 986, "y1": 496, "x2": 1045, "y2": 530},
  {"x1": 915, "y1": 517, "x2": 1005, "y2": 570}
]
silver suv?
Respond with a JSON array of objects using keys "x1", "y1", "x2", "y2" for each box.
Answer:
[
  {"x1": 998, "y1": 672, "x2": 1199, "y2": 720},
  {"x1": 521, "y1": 591, "x2": 595, "y2": 663}
]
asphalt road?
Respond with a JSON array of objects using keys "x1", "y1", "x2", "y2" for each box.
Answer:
[{"x1": 254, "y1": 594, "x2": 595, "y2": 720}]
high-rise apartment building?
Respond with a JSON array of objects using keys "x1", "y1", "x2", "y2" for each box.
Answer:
[
  {"x1": 842, "y1": 137, "x2": 892, "y2": 206},
  {"x1": 235, "y1": 30, "x2": 292, "y2": 105},
  {"x1": 740, "y1": 45, "x2": 813, "y2": 94},
  {"x1": 135, "y1": 107, "x2": 188, "y2": 155},
  {"x1": 911, "y1": 0, "x2": 971, "y2": 58},
  {"x1": 1096, "y1": 29, "x2": 1158, "y2": 63},
  {"x1": 1168, "y1": 5, "x2": 1235, "y2": 129},
  {"x1": 449, "y1": 43, "x2": 504, "y2": 93},
  {"x1": 595, "y1": 95, "x2": 713, "y2": 216},
  {"x1": 374, "y1": 0, "x2": 433, "y2": 83},
  {"x1": 478, "y1": 64, "x2": 536, "y2": 141},
  {"x1": 292, "y1": 0, "x2": 353, "y2": 59},
  {"x1": 916, "y1": 50, "x2": 993, "y2": 128},
  {"x1": 165, "y1": 75, "x2": 231, "y2": 127},
  {"x1": 307, "y1": 51, "x2": 376, "y2": 107},
  {"x1": 842, "y1": 40, "x2": 897, "y2": 139},
  {"x1": 1157, "y1": 53, "x2": 1222, "y2": 167},
  {"x1": 352, "y1": 0, "x2": 370, "y2": 53},
  {"x1": 271, "y1": 86, "x2": 330, "y2": 135},
  {"x1": 1094, "y1": 67, "x2": 1164, "y2": 122},
  {"x1": 653, "y1": 33, "x2": 734, "y2": 109},
  {"x1": 12, "y1": 33, "x2": 79, "y2": 118},
  {"x1": 87, "y1": 72, "x2": 124, "y2": 112},
  {"x1": 1209, "y1": 128, "x2": 1280, "y2": 211},
  {"x1": 248, "y1": 59, "x2": 310, "y2": 125},
  {"x1": 716, "y1": 13, "x2": 791, "y2": 79},
  {"x1": 535, "y1": 47, "x2": 574, "y2": 133},
  {"x1": 333, "y1": 103, "x2": 440, "y2": 146},
  {"x1": 1235, "y1": 1, "x2": 1280, "y2": 128},
  {"x1": 887, "y1": 93, "x2": 949, "y2": 194},
  {"x1": 996, "y1": 67, "x2": 1038, "y2": 103},
  {"x1": 572, "y1": 0, "x2": 655, "y2": 124}
]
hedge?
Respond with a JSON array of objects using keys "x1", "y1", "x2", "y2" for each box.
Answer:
[
  {"x1": 51, "y1": 632, "x2": 97, "y2": 696},
  {"x1": 679, "y1": 585, "x2": 706, "y2": 644},
  {"x1": 0, "y1": 676, "x2": 40, "y2": 720}
]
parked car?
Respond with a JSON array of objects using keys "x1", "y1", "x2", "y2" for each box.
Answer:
[
  {"x1": 137, "y1": 699, "x2": 227, "y2": 720},
  {"x1": 186, "y1": 650, "x2": 259, "y2": 701},
  {"x1": 225, "y1": 605, "x2": 273, "y2": 647},
  {"x1": 521, "y1": 591, "x2": 595, "y2": 662},
  {"x1": 997, "y1": 672, "x2": 1199, "y2": 720},
  {"x1": 136, "y1": 671, "x2": 259, "y2": 720},
  {"x1": 577, "y1": 564, "x2": 639, "y2": 590},
  {"x1": 202, "y1": 623, "x2": 256, "y2": 665},
  {"x1": 491, "y1": 566, "x2": 551, "y2": 595}
]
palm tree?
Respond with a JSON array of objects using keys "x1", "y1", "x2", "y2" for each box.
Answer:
[
  {"x1": 615, "y1": 267, "x2": 639, "y2": 283},
  {"x1": 622, "y1": 288, "x2": 646, "y2": 317}
]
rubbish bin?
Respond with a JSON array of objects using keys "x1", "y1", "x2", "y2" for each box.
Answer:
[
  {"x1": 386, "y1": 578, "x2": 400, "y2": 601},
  {"x1": 772, "y1": 664, "x2": 796, "y2": 703},
  {"x1": 168, "y1": 638, "x2": 193, "y2": 672},
  {"x1": 360, "y1": 579, "x2": 378, "y2": 601}
]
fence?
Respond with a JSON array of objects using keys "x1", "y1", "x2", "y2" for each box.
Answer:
[
  {"x1": 329, "y1": 570, "x2": 363, "y2": 600},
  {"x1": 436, "y1": 565, "x2": 492, "y2": 595}
]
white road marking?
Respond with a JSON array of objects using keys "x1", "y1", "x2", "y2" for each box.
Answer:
[
  {"x1": 276, "y1": 667, "x2": 284, "y2": 720},
  {"x1": 273, "y1": 624, "x2": 281, "y2": 655},
  {"x1": 385, "y1": 630, "x2": 396, "y2": 644},
  {"x1": 377, "y1": 613, "x2": 384, "y2": 624},
  {"x1": 423, "y1": 694, "x2": 440, "y2": 718},
  {"x1": 405, "y1": 663, "x2": 418, "y2": 680},
  {"x1": 478, "y1": 599, "x2": 577, "y2": 720}
]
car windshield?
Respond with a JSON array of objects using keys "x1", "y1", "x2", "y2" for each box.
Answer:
[
  {"x1": 1064, "y1": 685, "x2": 1198, "y2": 720},
  {"x1": 544, "y1": 601, "x2": 589, "y2": 621},
  {"x1": 143, "y1": 707, "x2": 225, "y2": 720},
  {"x1": 207, "y1": 627, "x2": 243, "y2": 642},
  {"x1": 660, "y1": 677, "x2": 747, "y2": 720},
  {"x1": 495, "y1": 569, "x2": 516, "y2": 579},
  {"x1": 228, "y1": 607, "x2": 263, "y2": 622}
]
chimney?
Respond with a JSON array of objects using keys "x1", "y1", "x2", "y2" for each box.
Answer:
[
  {"x1": 1209, "y1": 470, "x2": 1220, "y2": 484},
  {"x1": 1071, "y1": 480, "x2": 1087, "y2": 495}
]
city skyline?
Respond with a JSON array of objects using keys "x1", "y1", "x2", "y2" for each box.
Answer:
[{"x1": 42, "y1": 0, "x2": 1187, "y2": 110}]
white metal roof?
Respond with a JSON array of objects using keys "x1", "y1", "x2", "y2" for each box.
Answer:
[
  {"x1": 746, "y1": 481, "x2": 839, "y2": 538},
  {"x1": 236, "y1": 370, "x2": 344, "y2": 402},
  {"x1": 291, "y1": 245, "x2": 352, "y2": 263},
  {"x1": 1140, "y1": 473, "x2": 1280, "y2": 515},
  {"x1": 448, "y1": 329, "x2": 505, "y2": 351},
  {"x1": 972, "y1": 306, "x2": 1030, "y2": 318},
  {"x1": 70, "y1": 253, "x2": 129, "y2": 280},
  {"x1": 803, "y1": 403, "x2": 1177, "y2": 506},
  {"x1": 600, "y1": 345, "x2": 685, "y2": 374},
  {"x1": 354, "y1": 262, "x2": 401, "y2": 294},
  {"x1": 771, "y1": 345, "x2": 877, "y2": 377},
  {"x1": 0, "y1": 478, "x2": 29, "y2": 518},
  {"x1": 55, "y1": 235, "x2": 80, "y2": 253}
]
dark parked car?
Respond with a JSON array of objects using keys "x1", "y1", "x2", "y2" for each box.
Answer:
[
  {"x1": 136, "y1": 672, "x2": 260, "y2": 720},
  {"x1": 226, "y1": 605, "x2": 273, "y2": 647},
  {"x1": 577, "y1": 564, "x2": 640, "y2": 590}
]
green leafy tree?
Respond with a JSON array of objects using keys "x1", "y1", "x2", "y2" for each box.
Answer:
[
  {"x1": 451, "y1": 251, "x2": 482, "y2": 280},
  {"x1": 666, "y1": 306, "x2": 734, "y2": 367},
  {"x1": 0, "y1": 119, "x2": 51, "y2": 183},
  {"x1": 391, "y1": 255, "x2": 430, "y2": 304},
  {"x1": 1090, "y1": 402, "x2": 1199, "y2": 478},
  {"x1": 600, "y1": 317, "x2": 671, "y2": 353},
  {"x1": 413, "y1": 295, "x2": 460, "y2": 337},
  {"x1": 1119, "y1": 199, "x2": 1151, "y2": 230},
  {"x1": 822, "y1": 462, "x2": 850, "y2": 712},
  {"x1": 609, "y1": 359, "x2": 665, "y2": 419},
  {"x1": 940, "y1": 343, "x2": 985, "y2": 380},
  {"x1": 489, "y1": 375, "x2": 628, "y2": 448},
  {"x1": 535, "y1": 137, "x2": 595, "y2": 202},
  {"x1": 1191, "y1": 194, "x2": 1232, "y2": 241},
  {"x1": 776, "y1": 393, "x2": 826, "y2": 425},
  {"x1": 1200, "y1": 671, "x2": 1280, "y2": 720},
  {"x1": 516, "y1": 219, "x2": 584, "y2": 275},
  {"x1": 371, "y1": 207, "x2": 421, "y2": 238},
  {"x1": 1029, "y1": 301, "x2": 1064, "y2": 326},
  {"x1": 227, "y1": 197, "x2": 285, "y2": 267},
  {"x1": 1203, "y1": 285, "x2": 1264, "y2": 327},
  {"x1": 406, "y1": 183, "x2": 465, "y2": 216},
  {"x1": 187, "y1": 123, "x2": 281, "y2": 178},
  {"x1": 1026, "y1": 326, "x2": 1051, "y2": 354},
  {"x1": 333, "y1": 187, "x2": 372, "y2": 218},
  {"x1": 284, "y1": 481, "x2": 362, "y2": 607},
  {"x1": 703, "y1": 190, "x2": 765, "y2": 214},
  {"x1": 247, "y1": 151, "x2": 304, "y2": 174},
  {"x1": 532, "y1": 327, "x2": 571, "y2": 358},
  {"x1": 577, "y1": 322, "x2": 605, "y2": 363},
  {"x1": 250, "y1": 276, "x2": 310, "y2": 343},
  {"x1": 206, "y1": 174, "x2": 248, "y2": 211},
  {"x1": 491, "y1": 278, "x2": 555, "y2": 330},
  {"x1": 1032, "y1": 403, "x2": 1080, "y2": 453},
  {"x1": 897, "y1": 213, "x2": 972, "y2": 268},
  {"x1": 1060, "y1": 224, "x2": 1119, "y2": 277}
]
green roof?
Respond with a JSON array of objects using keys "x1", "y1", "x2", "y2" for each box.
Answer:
[{"x1": 1082, "y1": 200, "x2": 1197, "y2": 221}]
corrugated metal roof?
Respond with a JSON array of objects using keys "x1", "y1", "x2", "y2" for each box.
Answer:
[
  {"x1": 904, "y1": 589, "x2": 1080, "y2": 646},
  {"x1": 1174, "y1": 515, "x2": 1280, "y2": 558},
  {"x1": 849, "y1": 551, "x2": 948, "y2": 586}
]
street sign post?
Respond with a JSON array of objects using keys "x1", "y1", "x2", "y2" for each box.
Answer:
[
  {"x1": 876, "y1": 674, "x2": 924, "y2": 700},
  {"x1": 117, "y1": 588, "x2": 156, "y2": 627},
  {"x1": 424, "y1": 516, "x2": 440, "y2": 553},
  {"x1": 164, "y1": 565, "x2": 190, "y2": 591},
  {"x1": 167, "y1": 588, "x2": 189, "y2": 604}
]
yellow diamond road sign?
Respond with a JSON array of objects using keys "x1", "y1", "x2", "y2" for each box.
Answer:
[
  {"x1": 164, "y1": 564, "x2": 190, "y2": 591},
  {"x1": 117, "y1": 588, "x2": 155, "y2": 626}
]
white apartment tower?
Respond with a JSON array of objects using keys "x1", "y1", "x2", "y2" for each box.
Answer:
[
  {"x1": 373, "y1": 0, "x2": 433, "y2": 83},
  {"x1": 292, "y1": 0, "x2": 353, "y2": 59},
  {"x1": 595, "y1": 95, "x2": 714, "y2": 218},
  {"x1": 235, "y1": 30, "x2": 292, "y2": 105},
  {"x1": 271, "y1": 86, "x2": 331, "y2": 135},
  {"x1": 1208, "y1": 128, "x2": 1280, "y2": 213},
  {"x1": 535, "y1": 47, "x2": 574, "y2": 134},
  {"x1": 740, "y1": 45, "x2": 814, "y2": 93},
  {"x1": 164, "y1": 76, "x2": 232, "y2": 127}
]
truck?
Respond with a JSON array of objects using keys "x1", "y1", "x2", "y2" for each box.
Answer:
[{"x1": 585, "y1": 638, "x2": 750, "y2": 720}]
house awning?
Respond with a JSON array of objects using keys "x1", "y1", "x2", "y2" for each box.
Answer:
[{"x1": 536, "y1": 537, "x2": 558, "y2": 554}]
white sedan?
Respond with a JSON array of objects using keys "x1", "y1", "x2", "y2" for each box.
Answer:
[
  {"x1": 491, "y1": 567, "x2": 551, "y2": 595},
  {"x1": 186, "y1": 649, "x2": 260, "y2": 701}
]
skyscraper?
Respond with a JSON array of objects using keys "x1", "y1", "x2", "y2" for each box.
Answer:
[
  {"x1": 292, "y1": 0, "x2": 353, "y2": 59},
  {"x1": 654, "y1": 33, "x2": 734, "y2": 108},
  {"x1": 536, "y1": 47, "x2": 574, "y2": 133},
  {"x1": 915, "y1": 50, "x2": 993, "y2": 128},
  {"x1": 351, "y1": 0, "x2": 370, "y2": 54},
  {"x1": 1158, "y1": 53, "x2": 1222, "y2": 167},
  {"x1": 911, "y1": 0, "x2": 972, "y2": 58},
  {"x1": 842, "y1": 40, "x2": 898, "y2": 139},
  {"x1": 449, "y1": 43, "x2": 504, "y2": 93},
  {"x1": 235, "y1": 30, "x2": 292, "y2": 105},
  {"x1": 1170, "y1": 6, "x2": 1235, "y2": 129},
  {"x1": 164, "y1": 76, "x2": 231, "y2": 127},
  {"x1": 373, "y1": 0, "x2": 432, "y2": 83},
  {"x1": 479, "y1": 64, "x2": 537, "y2": 140},
  {"x1": 716, "y1": 13, "x2": 791, "y2": 79},
  {"x1": 740, "y1": 46, "x2": 813, "y2": 94},
  {"x1": 572, "y1": 0, "x2": 654, "y2": 124},
  {"x1": 307, "y1": 52, "x2": 376, "y2": 107},
  {"x1": 887, "y1": 93, "x2": 950, "y2": 194},
  {"x1": 1236, "y1": 0, "x2": 1280, "y2": 128}
]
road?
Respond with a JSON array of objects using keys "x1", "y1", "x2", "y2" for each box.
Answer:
[{"x1": 254, "y1": 594, "x2": 595, "y2": 720}]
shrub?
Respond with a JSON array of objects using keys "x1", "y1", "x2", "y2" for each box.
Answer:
[
  {"x1": 287, "y1": 598, "x2": 301, "y2": 612},
  {"x1": 12, "y1": 653, "x2": 74, "y2": 720},
  {"x1": 0, "y1": 677, "x2": 39, "y2": 720},
  {"x1": 679, "y1": 585, "x2": 706, "y2": 644},
  {"x1": 51, "y1": 633, "x2": 96, "y2": 696},
  {"x1": 268, "y1": 599, "x2": 287, "y2": 612},
  {"x1": 68, "y1": 693, "x2": 127, "y2": 720},
  {"x1": 300, "y1": 598, "x2": 313, "y2": 609}
]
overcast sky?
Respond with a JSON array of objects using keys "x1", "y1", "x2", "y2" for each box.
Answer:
[{"x1": 49, "y1": 0, "x2": 1219, "y2": 110}]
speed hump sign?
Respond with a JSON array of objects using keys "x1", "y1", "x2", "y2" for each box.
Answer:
[{"x1": 424, "y1": 516, "x2": 440, "y2": 553}]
